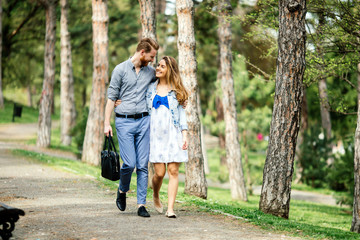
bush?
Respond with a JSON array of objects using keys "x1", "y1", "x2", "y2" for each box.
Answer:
[
  {"x1": 327, "y1": 141, "x2": 354, "y2": 206},
  {"x1": 298, "y1": 126, "x2": 332, "y2": 188},
  {"x1": 70, "y1": 107, "x2": 89, "y2": 152}
]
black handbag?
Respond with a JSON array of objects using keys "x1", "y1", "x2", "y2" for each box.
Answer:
[{"x1": 101, "y1": 135, "x2": 121, "y2": 181}]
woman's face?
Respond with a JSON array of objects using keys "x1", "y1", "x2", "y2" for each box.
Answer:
[{"x1": 156, "y1": 59, "x2": 168, "y2": 78}]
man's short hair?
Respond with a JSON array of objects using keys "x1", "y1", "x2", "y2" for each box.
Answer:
[{"x1": 136, "y1": 38, "x2": 159, "y2": 53}]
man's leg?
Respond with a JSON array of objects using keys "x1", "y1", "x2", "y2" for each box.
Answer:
[
  {"x1": 115, "y1": 117, "x2": 137, "y2": 210},
  {"x1": 134, "y1": 116, "x2": 150, "y2": 206}
]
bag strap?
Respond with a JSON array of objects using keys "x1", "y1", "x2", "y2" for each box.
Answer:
[
  {"x1": 103, "y1": 136, "x2": 109, "y2": 151},
  {"x1": 109, "y1": 135, "x2": 117, "y2": 153}
]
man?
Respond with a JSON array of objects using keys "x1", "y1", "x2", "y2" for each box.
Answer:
[{"x1": 104, "y1": 38, "x2": 159, "y2": 217}]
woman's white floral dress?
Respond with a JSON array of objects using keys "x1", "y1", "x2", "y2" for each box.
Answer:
[{"x1": 149, "y1": 95, "x2": 188, "y2": 163}]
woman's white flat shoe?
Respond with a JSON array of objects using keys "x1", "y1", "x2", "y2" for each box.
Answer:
[
  {"x1": 153, "y1": 200, "x2": 163, "y2": 213},
  {"x1": 165, "y1": 211, "x2": 177, "y2": 218}
]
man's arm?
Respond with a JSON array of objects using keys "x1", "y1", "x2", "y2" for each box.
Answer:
[{"x1": 104, "y1": 99, "x2": 115, "y2": 137}]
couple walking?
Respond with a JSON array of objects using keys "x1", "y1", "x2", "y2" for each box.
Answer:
[{"x1": 104, "y1": 38, "x2": 188, "y2": 218}]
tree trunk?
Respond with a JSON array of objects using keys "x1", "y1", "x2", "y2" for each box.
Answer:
[
  {"x1": 294, "y1": 87, "x2": 308, "y2": 184},
  {"x1": 218, "y1": 0, "x2": 247, "y2": 201},
  {"x1": 0, "y1": 0, "x2": 3, "y2": 109},
  {"x1": 198, "y1": 91, "x2": 209, "y2": 174},
  {"x1": 216, "y1": 70, "x2": 227, "y2": 166},
  {"x1": 27, "y1": 85, "x2": 33, "y2": 107},
  {"x1": 138, "y1": 0, "x2": 157, "y2": 188},
  {"x1": 350, "y1": 61, "x2": 360, "y2": 233},
  {"x1": 60, "y1": 0, "x2": 76, "y2": 146},
  {"x1": 176, "y1": 0, "x2": 207, "y2": 199},
  {"x1": 243, "y1": 130, "x2": 253, "y2": 195},
  {"x1": 82, "y1": 0, "x2": 108, "y2": 165},
  {"x1": 155, "y1": 0, "x2": 166, "y2": 15},
  {"x1": 139, "y1": 0, "x2": 157, "y2": 41},
  {"x1": 317, "y1": 13, "x2": 332, "y2": 140},
  {"x1": 37, "y1": 0, "x2": 56, "y2": 147},
  {"x1": 259, "y1": 0, "x2": 306, "y2": 219}
]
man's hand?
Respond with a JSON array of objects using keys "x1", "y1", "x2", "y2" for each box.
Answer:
[
  {"x1": 114, "y1": 99, "x2": 122, "y2": 108},
  {"x1": 104, "y1": 124, "x2": 113, "y2": 137}
]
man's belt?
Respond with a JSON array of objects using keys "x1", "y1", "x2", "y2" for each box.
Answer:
[{"x1": 115, "y1": 112, "x2": 149, "y2": 119}]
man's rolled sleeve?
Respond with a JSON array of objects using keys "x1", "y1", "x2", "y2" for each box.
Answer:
[{"x1": 107, "y1": 65, "x2": 123, "y2": 101}]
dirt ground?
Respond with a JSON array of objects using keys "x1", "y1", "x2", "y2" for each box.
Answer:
[
  {"x1": 0, "y1": 122, "x2": 310, "y2": 239},
  {"x1": 0, "y1": 144, "x2": 303, "y2": 240}
]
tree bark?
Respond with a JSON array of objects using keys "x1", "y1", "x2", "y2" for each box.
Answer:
[
  {"x1": 259, "y1": 0, "x2": 306, "y2": 219},
  {"x1": 216, "y1": 70, "x2": 227, "y2": 166},
  {"x1": 350, "y1": 61, "x2": 360, "y2": 233},
  {"x1": 37, "y1": 0, "x2": 56, "y2": 147},
  {"x1": 317, "y1": 13, "x2": 332, "y2": 140},
  {"x1": 294, "y1": 87, "x2": 308, "y2": 184},
  {"x1": 0, "y1": 0, "x2": 3, "y2": 109},
  {"x1": 218, "y1": 0, "x2": 247, "y2": 201},
  {"x1": 176, "y1": 0, "x2": 207, "y2": 199},
  {"x1": 139, "y1": 0, "x2": 157, "y2": 41},
  {"x1": 138, "y1": 0, "x2": 157, "y2": 188},
  {"x1": 243, "y1": 130, "x2": 253, "y2": 195},
  {"x1": 82, "y1": 0, "x2": 108, "y2": 165},
  {"x1": 155, "y1": 0, "x2": 166, "y2": 15},
  {"x1": 60, "y1": 0, "x2": 76, "y2": 146}
]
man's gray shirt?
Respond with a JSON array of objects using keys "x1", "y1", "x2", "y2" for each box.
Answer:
[{"x1": 108, "y1": 59, "x2": 156, "y2": 115}]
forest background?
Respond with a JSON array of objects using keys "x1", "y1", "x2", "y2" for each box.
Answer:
[{"x1": 0, "y1": 0, "x2": 359, "y2": 238}]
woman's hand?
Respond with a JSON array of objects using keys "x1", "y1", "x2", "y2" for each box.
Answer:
[
  {"x1": 114, "y1": 99, "x2": 122, "y2": 107},
  {"x1": 182, "y1": 130, "x2": 188, "y2": 150}
]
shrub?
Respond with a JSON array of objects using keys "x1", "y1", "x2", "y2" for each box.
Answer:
[{"x1": 298, "y1": 126, "x2": 332, "y2": 188}]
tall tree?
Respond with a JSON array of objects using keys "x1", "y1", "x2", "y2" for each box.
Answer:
[
  {"x1": 218, "y1": 0, "x2": 247, "y2": 201},
  {"x1": 351, "y1": 60, "x2": 360, "y2": 233},
  {"x1": 316, "y1": 12, "x2": 332, "y2": 141},
  {"x1": 139, "y1": 0, "x2": 156, "y2": 41},
  {"x1": 138, "y1": 0, "x2": 157, "y2": 187},
  {"x1": 176, "y1": 0, "x2": 207, "y2": 199},
  {"x1": 259, "y1": 0, "x2": 306, "y2": 218},
  {"x1": 82, "y1": 0, "x2": 108, "y2": 165},
  {"x1": 60, "y1": 0, "x2": 76, "y2": 146},
  {"x1": 37, "y1": 0, "x2": 56, "y2": 147},
  {"x1": 155, "y1": 0, "x2": 166, "y2": 15},
  {"x1": 0, "y1": 0, "x2": 3, "y2": 109}
]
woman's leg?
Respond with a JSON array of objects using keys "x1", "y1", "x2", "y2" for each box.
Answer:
[
  {"x1": 167, "y1": 162, "x2": 180, "y2": 214},
  {"x1": 152, "y1": 163, "x2": 166, "y2": 207}
]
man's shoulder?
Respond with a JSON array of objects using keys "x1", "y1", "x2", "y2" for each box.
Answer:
[
  {"x1": 146, "y1": 65, "x2": 156, "y2": 73},
  {"x1": 114, "y1": 60, "x2": 130, "y2": 71}
]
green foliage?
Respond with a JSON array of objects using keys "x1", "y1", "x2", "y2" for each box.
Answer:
[
  {"x1": 298, "y1": 126, "x2": 332, "y2": 188},
  {"x1": 70, "y1": 107, "x2": 89, "y2": 152},
  {"x1": 327, "y1": 141, "x2": 354, "y2": 206}
]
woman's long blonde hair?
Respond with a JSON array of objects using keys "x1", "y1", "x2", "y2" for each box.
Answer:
[{"x1": 162, "y1": 56, "x2": 189, "y2": 105}]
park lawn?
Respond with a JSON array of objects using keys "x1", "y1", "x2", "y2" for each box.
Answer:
[
  {"x1": 0, "y1": 99, "x2": 59, "y2": 123},
  {"x1": 12, "y1": 149, "x2": 358, "y2": 240}
]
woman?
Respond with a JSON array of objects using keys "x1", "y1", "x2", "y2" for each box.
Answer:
[{"x1": 146, "y1": 56, "x2": 189, "y2": 218}]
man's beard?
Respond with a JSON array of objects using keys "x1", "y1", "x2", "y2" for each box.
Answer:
[{"x1": 140, "y1": 56, "x2": 149, "y2": 67}]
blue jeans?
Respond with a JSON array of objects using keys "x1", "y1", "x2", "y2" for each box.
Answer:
[{"x1": 115, "y1": 116, "x2": 150, "y2": 205}]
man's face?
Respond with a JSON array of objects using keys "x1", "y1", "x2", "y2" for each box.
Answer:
[{"x1": 140, "y1": 48, "x2": 157, "y2": 66}]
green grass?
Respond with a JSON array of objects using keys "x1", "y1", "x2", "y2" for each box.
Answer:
[
  {"x1": 12, "y1": 149, "x2": 359, "y2": 240},
  {"x1": 0, "y1": 99, "x2": 59, "y2": 123}
]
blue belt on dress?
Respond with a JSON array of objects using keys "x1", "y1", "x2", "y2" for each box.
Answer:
[{"x1": 115, "y1": 112, "x2": 149, "y2": 119}]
